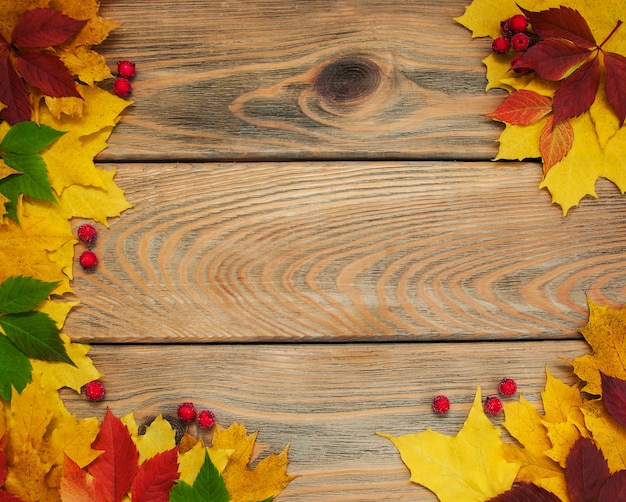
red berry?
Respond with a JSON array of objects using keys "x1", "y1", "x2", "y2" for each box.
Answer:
[
  {"x1": 177, "y1": 402, "x2": 197, "y2": 423},
  {"x1": 510, "y1": 32, "x2": 530, "y2": 51},
  {"x1": 432, "y1": 395, "x2": 450, "y2": 414},
  {"x1": 484, "y1": 396, "x2": 503, "y2": 416},
  {"x1": 79, "y1": 250, "x2": 98, "y2": 269},
  {"x1": 198, "y1": 409, "x2": 216, "y2": 429},
  {"x1": 117, "y1": 60, "x2": 136, "y2": 79},
  {"x1": 77, "y1": 223, "x2": 97, "y2": 244},
  {"x1": 492, "y1": 37, "x2": 510, "y2": 55},
  {"x1": 508, "y1": 14, "x2": 529, "y2": 33},
  {"x1": 113, "y1": 77, "x2": 132, "y2": 97},
  {"x1": 84, "y1": 380, "x2": 105, "y2": 401},
  {"x1": 498, "y1": 378, "x2": 518, "y2": 397}
]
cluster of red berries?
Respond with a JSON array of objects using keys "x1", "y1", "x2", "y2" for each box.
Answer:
[
  {"x1": 177, "y1": 402, "x2": 216, "y2": 429},
  {"x1": 113, "y1": 60, "x2": 136, "y2": 97},
  {"x1": 77, "y1": 223, "x2": 99, "y2": 270},
  {"x1": 83, "y1": 379, "x2": 106, "y2": 402},
  {"x1": 432, "y1": 377, "x2": 518, "y2": 416},
  {"x1": 491, "y1": 14, "x2": 536, "y2": 73}
]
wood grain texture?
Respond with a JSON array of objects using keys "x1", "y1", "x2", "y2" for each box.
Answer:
[
  {"x1": 65, "y1": 161, "x2": 626, "y2": 343},
  {"x1": 96, "y1": 0, "x2": 505, "y2": 161},
  {"x1": 62, "y1": 341, "x2": 588, "y2": 501}
]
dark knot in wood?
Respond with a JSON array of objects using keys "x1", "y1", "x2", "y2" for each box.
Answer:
[{"x1": 315, "y1": 56, "x2": 381, "y2": 104}]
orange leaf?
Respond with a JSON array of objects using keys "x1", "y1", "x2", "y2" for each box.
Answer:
[
  {"x1": 487, "y1": 90, "x2": 552, "y2": 125},
  {"x1": 540, "y1": 117, "x2": 574, "y2": 173}
]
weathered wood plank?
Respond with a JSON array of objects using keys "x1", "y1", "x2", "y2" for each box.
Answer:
[
  {"x1": 62, "y1": 341, "x2": 588, "y2": 500},
  {"x1": 97, "y1": 0, "x2": 504, "y2": 161},
  {"x1": 66, "y1": 161, "x2": 626, "y2": 343}
]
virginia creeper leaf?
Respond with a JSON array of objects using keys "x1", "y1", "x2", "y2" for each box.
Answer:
[
  {"x1": 599, "y1": 470, "x2": 626, "y2": 501},
  {"x1": 518, "y1": 6, "x2": 596, "y2": 48},
  {"x1": 169, "y1": 450, "x2": 230, "y2": 502},
  {"x1": 89, "y1": 409, "x2": 139, "y2": 502},
  {"x1": 0, "y1": 276, "x2": 57, "y2": 314},
  {"x1": 0, "y1": 54, "x2": 30, "y2": 125},
  {"x1": 0, "y1": 335, "x2": 31, "y2": 400},
  {"x1": 552, "y1": 56, "x2": 601, "y2": 124},
  {"x1": 513, "y1": 39, "x2": 592, "y2": 81},
  {"x1": 600, "y1": 372, "x2": 626, "y2": 428},
  {"x1": 487, "y1": 482, "x2": 561, "y2": 501},
  {"x1": 14, "y1": 50, "x2": 81, "y2": 98},
  {"x1": 604, "y1": 51, "x2": 626, "y2": 125},
  {"x1": 487, "y1": 90, "x2": 552, "y2": 125},
  {"x1": 540, "y1": 117, "x2": 574, "y2": 173},
  {"x1": 11, "y1": 8, "x2": 87, "y2": 48},
  {"x1": 0, "y1": 434, "x2": 7, "y2": 486},
  {"x1": 564, "y1": 437, "x2": 610, "y2": 502},
  {"x1": 0, "y1": 311, "x2": 74, "y2": 365},
  {"x1": 130, "y1": 447, "x2": 179, "y2": 502},
  {"x1": 0, "y1": 121, "x2": 64, "y2": 155}
]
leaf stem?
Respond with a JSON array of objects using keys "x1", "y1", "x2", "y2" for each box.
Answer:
[{"x1": 599, "y1": 19, "x2": 623, "y2": 48}]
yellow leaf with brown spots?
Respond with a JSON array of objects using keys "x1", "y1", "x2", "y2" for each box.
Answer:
[{"x1": 213, "y1": 422, "x2": 294, "y2": 502}]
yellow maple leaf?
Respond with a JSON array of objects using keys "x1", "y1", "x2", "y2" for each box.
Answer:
[
  {"x1": 122, "y1": 413, "x2": 177, "y2": 463},
  {"x1": 570, "y1": 298, "x2": 626, "y2": 396},
  {"x1": 178, "y1": 438, "x2": 232, "y2": 485},
  {"x1": 454, "y1": 0, "x2": 519, "y2": 39},
  {"x1": 212, "y1": 422, "x2": 294, "y2": 502},
  {"x1": 0, "y1": 0, "x2": 50, "y2": 41},
  {"x1": 502, "y1": 395, "x2": 568, "y2": 501},
  {"x1": 581, "y1": 399, "x2": 626, "y2": 472},
  {"x1": 379, "y1": 387, "x2": 519, "y2": 501}
]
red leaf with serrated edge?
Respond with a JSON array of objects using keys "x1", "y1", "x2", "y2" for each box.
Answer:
[
  {"x1": 487, "y1": 482, "x2": 561, "y2": 501},
  {"x1": 60, "y1": 456, "x2": 100, "y2": 502},
  {"x1": 487, "y1": 90, "x2": 552, "y2": 125},
  {"x1": 565, "y1": 437, "x2": 610, "y2": 502},
  {"x1": 89, "y1": 409, "x2": 139, "y2": 502},
  {"x1": 513, "y1": 39, "x2": 592, "y2": 81},
  {"x1": 553, "y1": 56, "x2": 601, "y2": 124},
  {"x1": 599, "y1": 470, "x2": 626, "y2": 501},
  {"x1": 11, "y1": 8, "x2": 87, "y2": 48},
  {"x1": 600, "y1": 372, "x2": 626, "y2": 428},
  {"x1": 604, "y1": 51, "x2": 626, "y2": 126},
  {"x1": 131, "y1": 448, "x2": 180, "y2": 502},
  {"x1": 14, "y1": 50, "x2": 80, "y2": 98},
  {"x1": 540, "y1": 116, "x2": 574, "y2": 173},
  {"x1": 519, "y1": 6, "x2": 596, "y2": 48},
  {"x1": 0, "y1": 54, "x2": 31, "y2": 124}
]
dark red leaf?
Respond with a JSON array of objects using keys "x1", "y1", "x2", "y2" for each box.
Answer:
[
  {"x1": 513, "y1": 39, "x2": 592, "y2": 81},
  {"x1": 487, "y1": 482, "x2": 561, "y2": 501},
  {"x1": 0, "y1": 55, "x2": 31, "y2": 125},
  {"x1": 14, "y1": 49, "x2": 80, "y2": 98},
  {"x1": 600, "y1": 372, "x2": 626, "y2": 427},
  {"x1": 599, "y1": 470, "x2": 626, "y2": 502},
  {"x1": 0, "y1": 493, "x2": 26, "y2": 502},
  {"x1": 553, "y1": 56, "x2": 601, "y2": 124},
  {"x1": 565, "y1": 437, "x2": 610, "y2": 502},
  {"x1": 519, "y1": 6, "x2": 596, "y2": 48},
  {"x1": 131, "y1": 448, "x2": 180, "y2": 502},
  {"x1": 604, "y1": 51, "x2": 626, "y2": 126},
  {"x1": 487, "y1": 89, "x2": 552, "y2": 125},
  {"x1": 0, "y1": 453, "x2": 6, "y2": 488},
  {"x1": 540, "y1": 116, "x2": 574, "y2": 173},
  {"x1": 89, "y1": 409, "x2": 139, "y2": 502},
  {"x1": 11, "y1": 8, "x2": 87, "y2": 48}
]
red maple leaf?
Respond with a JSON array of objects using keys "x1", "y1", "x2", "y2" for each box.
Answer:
[
  {"x1": 130, "y1": 448, "x2": 180, "y2": 502},
  {"x1": 0, "y1": 8, "x2": 86, "y2": 125},
  {"x1": 512, "y1": 6, "x2": 626, "y2": 125}
]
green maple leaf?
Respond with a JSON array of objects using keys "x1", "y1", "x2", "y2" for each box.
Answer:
[
  {"x1": 0, "y1": 121, "x2": 64, "y2": 222},
  {"x1": 169, "y1": 451, "x2": 230, "y2": 502},
  {"x1": 0, "y1": 276, "x2": 75, "y2": 398}
]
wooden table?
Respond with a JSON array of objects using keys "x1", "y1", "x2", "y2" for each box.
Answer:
[{"x1": 62, "y1": 1, "x2": 626, "y2": 499}]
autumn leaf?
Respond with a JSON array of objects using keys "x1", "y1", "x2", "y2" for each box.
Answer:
[
  {"x1": 565, "y1": 437, "x2": 610, "y2": 502},
  {"x1": 379, "y1": 387, "x2": 519, "y2": 501},
  {"x1": 570, "y1": 298, "x2": 626, "y2": 396},
  {"x1": 169, "y1": 450, "x2": 230, "y2": 502},
  {"x1": 130, "y1": 448, "x2": 179, "y2": 502},
  {"x1": 539, "y1": 117, "x2": 574, "y2": 173},
  {"x1": 487, "y1": 482, "x2": 561, "y2": 501},
  {"x1": 600, "y1": 373, "x2": 626, "y2": 427},
  {"x1": 89, "y1": 409, "x2": 139, "y2": 502},
  {"x1": 212, "y1": 422, "x2": 294, "y2": 502},
  {"x1": 487, "y1": 90, "x2": 552, "y2": 125},
  {"x1": 580, "y1": 399, "x2": 626, "y2": 473}
]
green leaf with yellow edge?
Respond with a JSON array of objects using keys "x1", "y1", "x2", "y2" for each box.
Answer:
[
  {"x1": 379, "y1": 387, "x2": 519, "y2": 501},
  {"x1": 502, "y1": 395, "x2": 567, "y2": 501},
  {"x1": 581, "y1": 399, "x2": 626, "y2": 472},
  {"x1": 570, "y1": 298, "x2": 626, "y2": 396},
  {"x1": 212, "y1": 422, "x2": 294, "y2": 502}
]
